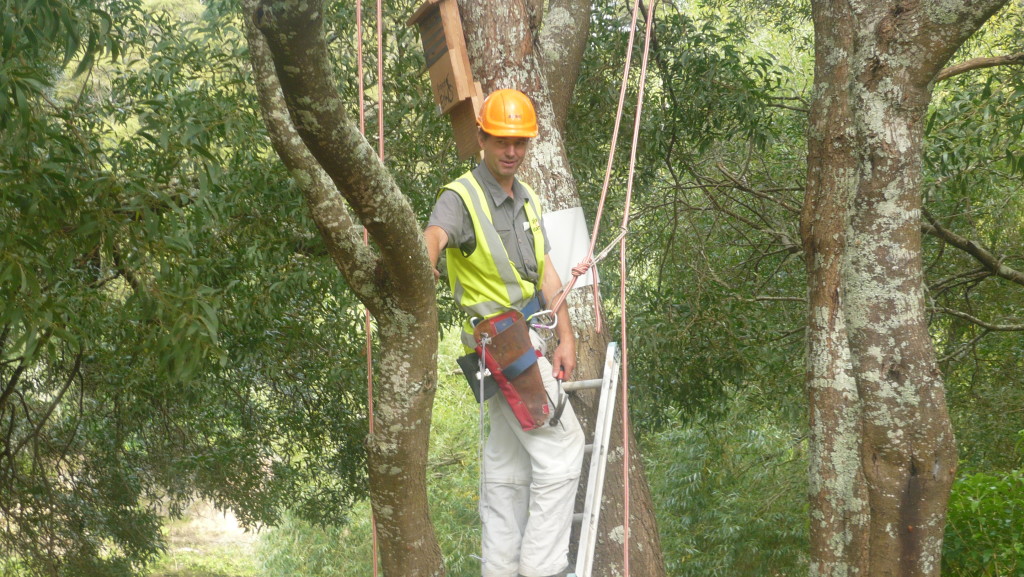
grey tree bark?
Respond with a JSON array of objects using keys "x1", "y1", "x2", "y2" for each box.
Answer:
[
  {"x1": 801, "y1": 0, "x2": 1009, "y2": 575},
  {"x1": 459, "y1": 1, "x2": 666, "y2": 576},
  {"x1": 247, "y1": 1, "x2": 443, "y2": 575}
]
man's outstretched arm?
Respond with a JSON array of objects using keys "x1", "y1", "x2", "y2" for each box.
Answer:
[{"x1": 423, "y1": 225, "x2": 448, "y2": 282}]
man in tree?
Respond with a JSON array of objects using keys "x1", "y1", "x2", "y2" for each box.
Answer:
[{"x1": 423, "y1": 89, "x2": 584, "y2": 577}]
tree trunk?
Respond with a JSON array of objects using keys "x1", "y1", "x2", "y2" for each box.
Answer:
[
  {"x1": 539, "y1": 0, "x2": 591, "y2": 133},
  {"x1": 802, "y1": 0, "x2": 1008, "y2": 575},
  {"x1": 460, "y1": 2, "x2": 666, "y2": 575},
  {"x1": 249, "y1": 1, "x2": 443, "y2": 574}
]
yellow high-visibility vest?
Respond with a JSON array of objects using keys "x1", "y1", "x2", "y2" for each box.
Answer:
[{"x1": 442, "y1": 171, "x2": 545, "y2": 347}]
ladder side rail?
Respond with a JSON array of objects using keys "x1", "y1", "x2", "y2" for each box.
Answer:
[{"x1": 573, "y1": 341, "x2": 621, "y2": 577}]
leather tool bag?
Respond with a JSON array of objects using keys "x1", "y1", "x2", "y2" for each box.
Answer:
[{"x1": 472, "y1": 309, "x2": 550, "y2": 431}]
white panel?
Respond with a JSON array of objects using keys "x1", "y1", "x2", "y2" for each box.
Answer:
[{"x1": 543, "y1": 207, "x2": 599, "y2": 289}]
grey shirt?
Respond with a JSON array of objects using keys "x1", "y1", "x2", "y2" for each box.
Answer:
[{"x1": 428, "y1": 163, "x2": 550, "y2": 284}]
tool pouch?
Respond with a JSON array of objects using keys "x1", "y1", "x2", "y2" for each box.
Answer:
[
  {"x1": 456, "y1": 352, "x2": 499, "y2": 402},
  {"x1": 473, "y1": 310, "x2": 550, "y2": 431}
]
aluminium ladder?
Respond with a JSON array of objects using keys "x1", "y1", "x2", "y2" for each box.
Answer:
[{"x1": 562, "y1": 341, "x2": 621, "y2": 577}]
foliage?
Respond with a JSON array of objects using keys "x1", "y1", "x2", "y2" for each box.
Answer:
[
  {"x1": 568, "y1": 0, "x2": 809, "y2": 427},
  {"x1": 257, "y1": 331, "x2": 485, "y2": 577},
  {"x1": 256, "y1": 509, "x2": 368, "y2": 577},
  {"x1": 0, "y1": 0, "x2": 136, "y2": 127},
  {"x1": 1, "y1": 1, "x2": 376, "y2": 574},
  {"x1": 1, "y1": 0, "x2": 1022, "y2": 572},
  {"x1": 645, "y1": 392, "x2": 809, "y2": 577},
  {"x1": 943, "y1": 465, "x2": 1024, "y2": 577}
]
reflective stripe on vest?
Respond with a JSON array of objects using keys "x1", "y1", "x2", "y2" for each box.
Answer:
[{"x1": 442, "y1": 172, "x2": 545, "y2": 347}]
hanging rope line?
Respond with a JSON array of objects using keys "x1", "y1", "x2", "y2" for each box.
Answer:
[
  {"x1": 619, "y1": 3, "x2": 659, "y2": 573},
  {"x1": 356, "y1": 1, "x2": 385, "y2": 575},
  {"x1": 540, "y1": 1, "x2": 658, "y2": 575},
  {"x1": 546, "y1": 0, "x2": 648, "y2": 335}
]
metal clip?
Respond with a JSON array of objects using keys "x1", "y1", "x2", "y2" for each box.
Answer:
[{"x1": 527, "y1": 309, "x2": 558, "y2": 331}]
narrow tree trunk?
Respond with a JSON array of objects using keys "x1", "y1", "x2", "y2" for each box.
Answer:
[
  {"x1": 801, "y1": 3, "x2": 870, "y2": 573},
  {"x1": 251, "y1": 1, "x2": 443, "y2": 574},
  {"x1": 368, "y1": 321, "x2": 443, "y2": 576}
]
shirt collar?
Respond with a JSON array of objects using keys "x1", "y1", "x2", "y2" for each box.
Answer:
[{"x1": 472, "y1": 163, "x2": 527, "y2": 210}]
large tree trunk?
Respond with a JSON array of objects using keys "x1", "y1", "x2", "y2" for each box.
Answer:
[
  {"x1": 460, "y1": 2, "x2": 666, "y2": 576},
  {"x1": 802, "y1": 0, "x2": 1008, "y2": 575},
  {"x1": 248, "y1": 1, "x2": 443, "y2": 575}
]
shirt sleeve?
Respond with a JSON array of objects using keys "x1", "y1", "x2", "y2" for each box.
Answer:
[{"x1": 427, "y1": 189, "x2": 475, "y2": 253}]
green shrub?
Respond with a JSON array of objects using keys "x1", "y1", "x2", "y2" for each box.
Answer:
[
  {"x1": 943, "y1": 467, "x2": 1024, "y2": 577},
  {"x1": 256, "y1": 508, "x2": 368, "y2": 576},
  {"x1": 644, "y1": 393, "x2": 808, "y2": 577}
]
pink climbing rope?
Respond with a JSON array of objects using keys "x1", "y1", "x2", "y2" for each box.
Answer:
[
  {"x1": 620, "y1": 3, "x2": 659, "y2": 573},
  {"x1": 357, "y1": 1, "x2": 385, "y2": 575},
  {"x1": 544, "y1": 2, "x2": 659, "y2": 575},
  {"x1": 546, "y1": 0, "x2": 646, "y2": 336}
]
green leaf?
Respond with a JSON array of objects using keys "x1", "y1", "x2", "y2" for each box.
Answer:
[{"x1": 72, "y1": 33, "x2": 98, "y2": 78}]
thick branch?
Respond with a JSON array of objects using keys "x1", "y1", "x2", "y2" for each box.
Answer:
[
  {"x1": 922, "y1": 208, "x2": 1024, "y2": 287},
  {"x1": 252, "y1": 0, "x2": 434, "y2": 315},
  {"x1": 538, "y1": 0, "x2": 590, "y2": 132},
  {"x1": 243, "y1": 0, "x2": 383, "y2": 309},
  {"x1": 936, "y1": 51, "x2": 1024, "y2": 82},
  {"x1": 912, "y1": 0, "x2": 1013, "y2": 82}
]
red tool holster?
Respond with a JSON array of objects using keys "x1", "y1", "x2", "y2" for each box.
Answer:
[{"x1": 473, "y1": 309, "x2": 550, "y2": 431}]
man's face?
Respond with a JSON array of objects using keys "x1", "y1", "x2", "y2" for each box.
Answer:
[{"x1": 479, "y1": 132, "x2": 530, "y2": 182}]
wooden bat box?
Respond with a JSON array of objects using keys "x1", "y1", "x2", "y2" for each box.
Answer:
[{"x1": 409, "y1": 0, "x2": 483, "y2": 158}]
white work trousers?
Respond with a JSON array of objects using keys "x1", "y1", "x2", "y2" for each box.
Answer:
[{"x1": 480, "y1": 330, "x2": 585, "y2": 577}]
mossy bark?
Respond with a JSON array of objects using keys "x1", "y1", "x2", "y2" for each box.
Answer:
[
  {"x1": 248, "y1": 1, "x2": 443, "y2": 574},
  {"x1": 802, "y1": 0, "x2": 1008, "y2": 575}
]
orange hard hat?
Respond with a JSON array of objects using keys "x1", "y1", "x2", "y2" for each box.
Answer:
[{"x1": 477, "y1": 89, "x2": 538, "y2": 138}]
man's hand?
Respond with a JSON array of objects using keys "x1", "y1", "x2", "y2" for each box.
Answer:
[
  {"x1": 541, "y1": 254, "x2": 576, "y2": 379},
  {"x1": 551, "y1": 339, "x2": 576, "y2": 381}
]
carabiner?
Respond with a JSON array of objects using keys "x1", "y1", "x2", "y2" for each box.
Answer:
[{"x1": 527, "y1": 309, "x2": 558, "y2": 331}]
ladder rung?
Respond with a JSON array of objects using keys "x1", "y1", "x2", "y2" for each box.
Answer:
[
  {"x1": 573, "y1": 512, "x2": 584, "y2": 523},
  {"x1": 584, "y1": 443, "x2": 593, "y2": 455},
  {"x1": 562, "y1": 378, "x2": 602, "y2": 392}
]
